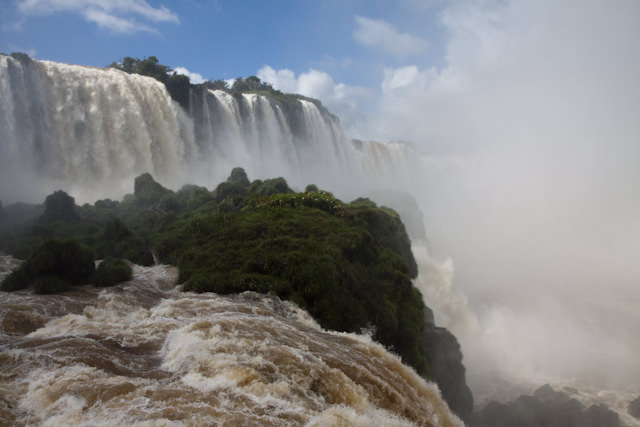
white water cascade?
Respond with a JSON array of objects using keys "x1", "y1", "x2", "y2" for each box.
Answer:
[
  {"x1": 0, "y1": 55, "x2": 412, "y2": 204},
  {"x1": 0, "y1": 55, "x2": 196, "y2": 203}
]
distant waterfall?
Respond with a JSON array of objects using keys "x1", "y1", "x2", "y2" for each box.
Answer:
[
  {"x1": 0, "y1": 55, "x2": 412, "y2": 203},
  {"x1": 188, "y1": 89, "x2": 357, "y2": 191}
]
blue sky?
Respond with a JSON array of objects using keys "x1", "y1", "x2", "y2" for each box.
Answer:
[{"x1": 1, "y1": 0, "x2": 445, "y2": 87}]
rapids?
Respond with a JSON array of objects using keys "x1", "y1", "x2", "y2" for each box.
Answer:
[{"x1": 0, "y1": 256, "x2": 462, "y2": 426}]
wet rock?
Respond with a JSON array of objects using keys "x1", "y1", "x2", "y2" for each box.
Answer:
[
  {"x1": 629, "y1": 396, "x2": 640, "y2": 419},
  {"x1": 422, "y1": 307, "x2": 474, "y2": 420},
  {"x1": 470, "y1": 384, "x2": 620, "y2": 427}
]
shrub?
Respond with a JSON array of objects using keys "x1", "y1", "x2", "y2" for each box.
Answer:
[
  {"x1": 227, "y1": 167, "x2": 250, "y2": 187},
  {"x1": 25, "y1": 239, "x2": 95, "y2": 285},
  {"x1": 134, "y1": 173, "x2": 172, "y2": 207},
  {"x1": 1, "y1": 239, "x2": 95, "y2": 293},
  {"x1": 101, "y1": 217, "x2": 132, "y2": 241},
  {"x1": 248, "y1": 177, "x2": 292, "y2": 196},
  {"x1": 92, "y1": 257, "x2": 132, "y2": 287},
  {"x1": 214, "y1": 181, "x2": 247, "y2": 204},
  {"x1": 0, "y1": 267, "x2": 30, "y2": 292},
  {"x1": 33, "y1": 275, "x2": 72, "y2": 294},
  {"x1": 40, "y1": 190, "x2": 80, "y2": 223}
]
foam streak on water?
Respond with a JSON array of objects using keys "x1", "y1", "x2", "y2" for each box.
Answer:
[{"x1": 0, "y1": 257, "x2": 462, "y2": 426}]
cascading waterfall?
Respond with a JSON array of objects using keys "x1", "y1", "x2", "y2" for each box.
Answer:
[
  {"x1": 0, "y1": 55, "x2": 196, "y2": 203},
  {"x1": 0, "y1": 55, "x2": 408, "y2": 204},
  {"x1": 188, "y1": 88, "x2": 361, "y2": 195}
]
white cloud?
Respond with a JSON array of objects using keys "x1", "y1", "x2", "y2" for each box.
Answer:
[
  {"x1": 173, "y1": 66, "x2": 205, "y2": 84},
  {"x1": 256, "y1": 66, "x2": 297, "y2": 94},
  {"x1": 257, "y1": 65, "x2": 373, "y2": 135},
  {"x1": 16, "y1": 0, "x2": 178, "y2": 34},
  {"x1": 381, "y1": 65, "x2": 420, "y2": 92},
  {"x1": 353, "y1": 15, "x2": 428, "y2": 58}
]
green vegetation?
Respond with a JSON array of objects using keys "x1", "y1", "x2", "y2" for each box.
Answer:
[
  {"x1": 92, "y1": 257, "x2": 132, "y2": 287},
  {"x1": 106, "y1": 56, "x2": 331, "y2": 117},
  {"x1": 0, "y1": 168, "x2": 427, "y2": 375},
  {"x1": 108, "y1": 56, "x2": 191, "y2": 108},
  {"x1": 9, "y1": 52, "x2": 32, "y2": 63},
  {"x1": 40, "y1": 190, "x2": 80, "y2": 223},
  {"x1": 1, "y1": 239, "x2": 94, "y2": 293}
]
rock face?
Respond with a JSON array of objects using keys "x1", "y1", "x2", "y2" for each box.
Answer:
[
  {"x1": 470, "y1": 384, "x2": 620, "y2": 427},
  {"x1": 422, "y1": 307, "x2": 474, "y2": 420},
  {"x1": 629, "y1": 396, "x2": 640, "y2": 419}
]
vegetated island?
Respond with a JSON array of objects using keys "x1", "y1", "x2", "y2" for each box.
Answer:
[{"x1": 0, "y1": 168, "x2": 473, "y2": 419}]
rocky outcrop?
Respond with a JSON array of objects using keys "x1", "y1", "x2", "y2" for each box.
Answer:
[
  {"x1": 629, "y1": 396, "x2": 640, "y2": 419},
  {"x1": 422, "y1": 307, "x2": 474, "y2": 420},
  {"x1": 470, "y1": 384, "x2": 620, "y2": 427}
]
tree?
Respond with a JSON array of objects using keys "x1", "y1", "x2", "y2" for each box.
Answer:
[
  {"x1": 108, "y1": 56, "x2": 191, "y2": 107},
  {"x1": 227, "y1": 167, "x2": 250, "y2": 187},
  {"x1": 40, "y1": 190, "x2": 80, "y2": 223},
  {"x1": 134, "y1": 173, "x2": 173, "y2": 207}
]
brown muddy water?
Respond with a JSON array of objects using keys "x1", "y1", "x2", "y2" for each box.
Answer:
[{"x1": 0, "y1": 256, "x2": 461, "y2": 426}]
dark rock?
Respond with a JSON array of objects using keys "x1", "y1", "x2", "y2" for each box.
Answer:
[
  {"x1": 629, "y1": 396, "x2": 640, "y2": 419},
  {"x1": 470, "y1": 384, "x2": 620, "y2": 427},
  {"x1": 422, "y1": 308, "x2": 474, "y2": 420}
]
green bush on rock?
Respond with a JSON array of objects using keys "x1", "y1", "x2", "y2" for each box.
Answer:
[
  {"x1": 0, "y1": 169, "x2": 428, "y2": 377},
  {"x1": 157, "y1": 180, "x2": 427, "y2": 374},
  {"x1": 92, "y1": 257, "x2": 132, "y2": 287},
  {"x1": 1, "y1": 239, "x2": 95, "y2": 293}
]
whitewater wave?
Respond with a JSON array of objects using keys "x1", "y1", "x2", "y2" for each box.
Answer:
[{"x1": 0, "y1": 257, "x2": 462, "y2": 426}]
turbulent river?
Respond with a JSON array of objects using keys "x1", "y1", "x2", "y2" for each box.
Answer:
[{"x1": 0, "y1": 256, "x2": 462, "y2": 426}]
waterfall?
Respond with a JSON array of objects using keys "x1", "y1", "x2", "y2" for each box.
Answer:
[
  {"x1": 0, "y1": 55, "x2": 413, "y2": 203},
  {"x1": 0, "y1": 55, "x2": 196, "y2": 203},
  {"x1": 188, "y1": 89, "x2": 361, "y2": 194}
]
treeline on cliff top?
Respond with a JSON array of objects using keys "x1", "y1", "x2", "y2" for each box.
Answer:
[
  {"x1": 1, "y1": 52, "x2": 328, "y2": 113},
  {"x1": 0, "y1": 168, "x2": 427, "y2": 376},
  {"x1": 107, "y1": 55, "x2": 328, "y2": 113}
]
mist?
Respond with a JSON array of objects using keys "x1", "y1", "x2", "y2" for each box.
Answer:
[{"x1": 352, "y1": 0, "x2": 640, "y2": 397}]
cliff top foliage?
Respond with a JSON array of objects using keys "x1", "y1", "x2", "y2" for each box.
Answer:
[
  {"x1": 0, "y1": 168, "x2": 426, "y2": 375},
  {"x1": 3, "y1": 52, "x2": 331, "y2": 116},
  {"x1": 108, "y1": 56, "x2": 191, "y2": 108},
  {"x1": 106, "y1": 55, "x2": 330, "y2": 115}
]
